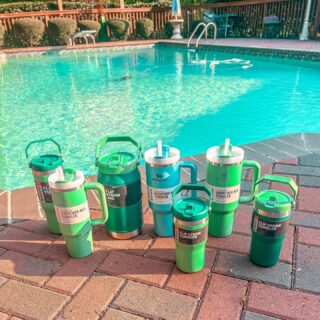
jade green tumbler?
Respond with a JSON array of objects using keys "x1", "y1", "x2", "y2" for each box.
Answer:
[
  {"x1": 172, "y1": 184, "x2": 212, "y2": 273},
  {"x1": 25, "y1": 138, "x2": 63, "y2": 235},
  {"x1": 49, "y1": 168, "x2": 108, "y2": 258},
  {"x1": 250, "y1": 174, "x2": 298, "y2": 267},
  {"x1": 206, "y1": 139, "x2": 260, "y2": 238}
]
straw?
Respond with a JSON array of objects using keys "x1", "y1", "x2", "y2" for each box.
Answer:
[
  {"x1": 224, "y1": 138, "x2": 230, "y2": 156},
  {"x1": 158, "y1": 140, "x2": 162, "y2": 157}
]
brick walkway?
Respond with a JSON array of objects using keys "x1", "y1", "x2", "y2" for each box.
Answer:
[{"x1": 1, "y1": 152, "x2": 320, "y2": 319}]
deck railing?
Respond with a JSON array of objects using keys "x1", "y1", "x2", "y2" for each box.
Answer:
[{"x1": 0, "y1": 0, "x2": 319, "y2": 39}]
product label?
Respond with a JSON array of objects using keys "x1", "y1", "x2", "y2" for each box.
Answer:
[
  {"x1": 147, "y1": 186, "x2": 177, "y2": 205},
  {"x1": 174, "y1": 225, "x2": 208, "y2": 245},
  {"x1": 207, "y1": 184, "x2": 240, "y2": 204},
  {"x1": 104, "y1": 180, "x2": 141, "y2": 208},
  {"x1": 252, "y1": 213, "x2": 289, "y2": 237},
  {"x1": 35, "y1": 181, "x2": 52, "y2": 203},
  {"x1": 55, "y1": 202, "x2": 90, "y2": 225}
]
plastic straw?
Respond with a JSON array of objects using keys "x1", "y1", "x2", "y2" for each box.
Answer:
[
  {"x1": 224, "y1": 138, "x2": 230, "y2": 156},
  {"x1": 158, "y1": 140, "x2": 162, "y2": 157}
]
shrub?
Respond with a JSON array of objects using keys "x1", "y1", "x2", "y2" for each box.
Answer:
[
  {"x1": 0, "y1": 24, "x2": 5, "y2": 47},
  {"x1": 78, "y1": 20, "x2": 101, "y2": 35},
  {"x1": 106, "y1": 19, "x2": 130, "y2": 40},
  {"x1": 136, "y1": 18, "x2": 154, "y2": 39},
  {"x1": 164, "y1": 21, "x2": 173, "y2": 38},
  {"x1": 48, "y1": 18, "x2": 77, "y2": 45},
  {"x1": 12, "y1": 18, "x2": 45, "y2": 47},
  {"x1": 0, "y1": 2, "x2": 48, "y2": 14}
]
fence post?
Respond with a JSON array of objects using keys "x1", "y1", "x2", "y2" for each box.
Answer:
[
  {"x1": 312, "y1": 0, "x2": 320, "y2": 38},
  {"x1": 120, "y1": 0, "x2": 125, "y2": 9},
  {"x1": 57, "y1": 0, "x2": 63, "y2": 11}
]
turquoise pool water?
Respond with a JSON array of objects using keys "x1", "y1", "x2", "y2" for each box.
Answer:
[{"x1": 1, "y1": 45, "x2": 320, "y2": 190}]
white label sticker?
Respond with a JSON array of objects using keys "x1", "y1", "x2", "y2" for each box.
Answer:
[
  {"x1": 55, "y1": 202, "x2": 90, "y2": 224},
  {"x1": 147, "y1": 186, "x2": 177, "y2": 205},
  {"x1": 207, "y1": 184, "x2": 240, "y2": 204}
]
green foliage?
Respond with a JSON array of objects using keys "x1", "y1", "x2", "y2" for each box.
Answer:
[
  {"x1": 0, "y1": 2, "x2": 47, "y2": 13},
  {"x1": 12, "y1": 18, "x2": 45, "y2": 47},
  {"x1": 164, "y1": 21, "x2": 173, "y2": 38},
  {"x1": 106, "y1": 19, "x2": 130, "y2": 41},
  {"x1": 78, "y1": 20, "x2": 101, "y2": 34},
  {"x1": 48, "y1": 18, "x2": 77, "y2": 45},
  {"x1": 136, "y1": 18, "x2": 154, "y2": 39}
]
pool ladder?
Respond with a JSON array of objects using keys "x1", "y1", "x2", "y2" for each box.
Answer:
[{"x1": 187, "y1": 22, "x2": 217, "y2": 50}]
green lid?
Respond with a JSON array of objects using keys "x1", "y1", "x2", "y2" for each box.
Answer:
[
  {"x1": 29, "y1": 154, "x2": 63, "y2": 172},
  {"x1": 97, "y1": 151, "x2": 138, "y2": 175},
  {"x1": 255, "y1": 190, "x2": 293, "y2": 214},
  {"x1": 172, "y1": 197, "x2": 209, "y2": 222}
]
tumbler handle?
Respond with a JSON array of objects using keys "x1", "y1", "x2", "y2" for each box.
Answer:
[
  {"x1": 84, "y1": 182, "x2": 108, "y2": 226},
  {"x1": 172, "y1": 184, "x2": 212, "y2": 206},
  {"x1": 25, "y1": 138, "x2": 62, "y2": 161},
  {"x1": 255, "y1": 174, "x2": 298, "y2": 201},
  {"x1": 179, "y1": 161, "x2": 198, "y2": 184},
  {"x1": 95, "y1": 136, "x2": 142, "y2": 164},
  {"x1": 239, "y1": 160, "x2": 261, "y2": 203}
]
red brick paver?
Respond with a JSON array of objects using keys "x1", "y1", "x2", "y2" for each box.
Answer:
[
  {"x1": 197, "y1": 274, "x2": 248, "y2": 320},
  {"x1": 98, "y1": 251, "x2": 173, "y2": 287},
  {"x1": 45, "y1": 249, "x2": 108, "y2": 295},
  {"x1": 0, "y1": 280, "x2": 69, "y2": 320},
  {"x1": 11, "y1": 219, "x2": 53, "y2": 236},
  {"x1": 298, "y1": 227, "x2": 320, "y2": 246},
  {"x1": 0, "y1": 250, "x2": 60, "y2": 286},
  {"x1": 298, "y1": 187, "x2": 320, "y2": 213},
  {"x1": 36, "y1": 236, "x2": 70, "y2": 264},
  {"x1": 93, "y1": 226, "x2": 152, "y2": 255},
  {"x1": 247, "y1": 282, "x2": 320, "y2": 320},
  {"x1": 246, "y1": 164, "x2": 273, "y2": 181},
  {"x1": 11, "y1": 187, "x2": 40, "y2": 220},
  {"x1": 0, "y1": 227, "x2": 53, "y2": 255},
  {"x1": 59, "y1": 274, "x2": 124, "y2": 320},
  {"x1": 233, "y1": 204, "x2": 252, "y2": 235},
  {"x1": 207, "y1": 233, "x2": 251, "y2": 254},
  {"x1": 147, "y1": 237, "x2": 176, "y2": 262},
  {"x1": 102, "y1": 308, "x2": 144, "y2": 320},
  {"x1": 166, "y1": 249, "x2": 217, "y2": 297},
  {"x1": 279, "y1": 157, "x2": 299, "y2": 165},
  {"x1": 113, "y1": 281, "x2": 198, "y2": 320}
]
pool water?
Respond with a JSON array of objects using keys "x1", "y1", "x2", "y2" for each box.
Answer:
[{"x1": 1, "y1": 45, "x2": 320, "y2": 190}]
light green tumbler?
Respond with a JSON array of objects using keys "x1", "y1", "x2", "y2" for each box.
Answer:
[
  {"x1": 49, "y1": 168, "x2": 108, "y2": 258},
  {"x1": 206, "y1": 139, "x2": 260, "y2": 237}
]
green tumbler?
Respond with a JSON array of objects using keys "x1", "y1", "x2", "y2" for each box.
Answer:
[
  {"x1": 206, "y1": 138, "x2": 260, "y2": 237},
  {"x1": 250, "y1": 174, "x2": 298, "y2": 267},
  {"x1": 25, "y1": 138, "x2": 63, "y2": 235},
  {"x1": 49, "y1": 168, "x2": 108, "y2": 258},
  {"x1": 172, "y1": 184, "x2": 212, "y2": 273}
]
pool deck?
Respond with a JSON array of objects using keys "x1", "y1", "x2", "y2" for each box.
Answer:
[
  {"x1": 1, "y1": 38, "x2": 320, "y2": 58},
  {"x1": 0, "y1": 133, "x2": 320, "y2": 319}
]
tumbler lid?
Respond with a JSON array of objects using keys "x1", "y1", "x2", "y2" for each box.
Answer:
[
  {"x1": 49, "y1": 167, "x2": 84, "y2": 190},
  {"x1": 172, "y1": 197, "x2": 209, "y2": 222},
  {"x1": 255, "y1": 190, "x2": 293, "y2": 214},
  {"x1": 97, "y1": 152, "x2": 138, "y2": 174},
  {"x1": 29, "y1": 154, "x2": 63, "y2": 172},
  {"x1": 144, "y1": 145, "x2": 180, "y2": 166},
  {"x1": 206, "y1": 139, "x2": 244, "y2": 165}
]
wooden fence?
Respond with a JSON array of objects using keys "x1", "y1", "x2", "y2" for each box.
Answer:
[{"x1": 0, "y1": 0, "x2": 319, "y2": 39}]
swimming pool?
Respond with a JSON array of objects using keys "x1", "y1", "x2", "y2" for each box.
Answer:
[{"x1": 1, "y1": 44, "x2": 320, "y2": 190}]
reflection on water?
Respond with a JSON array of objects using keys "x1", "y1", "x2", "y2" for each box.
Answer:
[{"x1": 0, "y1": 45, "x2": 319, "y2": 189}]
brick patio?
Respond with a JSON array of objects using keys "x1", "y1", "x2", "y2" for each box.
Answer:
[{"x1": 1, "y1": 136, "x2": 320, "y2": 319}]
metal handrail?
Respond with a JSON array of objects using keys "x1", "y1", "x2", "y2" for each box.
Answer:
[
  {"x1": 187, "y1": 22, "x2": 206, "y2": 48},
  {"x1": 195, "y1": 22, "x2": 217, "y2": 48}
]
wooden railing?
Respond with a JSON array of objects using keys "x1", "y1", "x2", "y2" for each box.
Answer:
[{"x1": 0, "y1": 0, "x2": 319, "y2": 39}]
